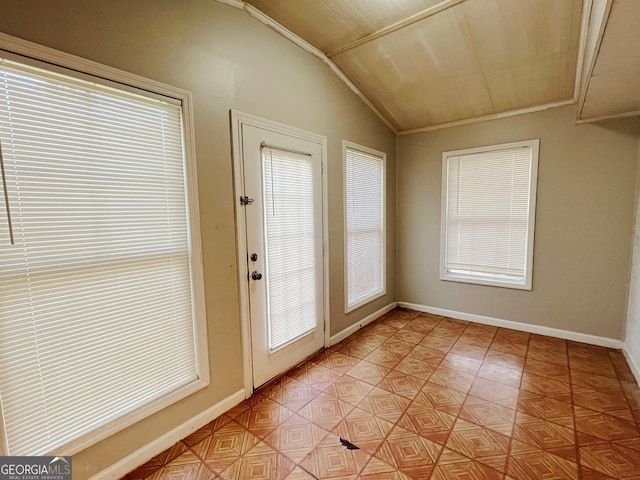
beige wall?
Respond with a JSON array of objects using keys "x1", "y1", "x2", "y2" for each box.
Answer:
[
  {"x1": 0, "y1": 0, "x2": 395, "y2": 477},
  {"x1": 625, "y1": 138, "x2": 640, "y2": 380},
  {"x1": 397, "y1": 105, "x2": 640, "y2": 340}
]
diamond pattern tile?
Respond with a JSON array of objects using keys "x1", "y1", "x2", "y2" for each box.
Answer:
[
  {"x1": 524, "y1": 358, "x2": 570, "y2": 382},
  {"x1": 299, "y1": 434, "x2": 371, "y2": 479},
  {"x1": 264, "y1": 378, "x2": 320, "y2": 412},
  {"x1": 363, "y1": 348, "x2": 404, "y2": 368},
  {"x1": 513, "y1": 411, "x2": 577, "y2": 461},
  {"x1": 378, "y1": 371, "x2": 426, "y2": 400},
  {"x1": 420, "y1": 334, "x2": 457, "y2": 352},
  {"x1": 393, "y1": 356, "x2": 438, "y2": 380},
  {"x1": 324, "y1": 375, "x2": 376, "y2": 406},
  {"x1": 397, "y1": 401, "x2": 456, "y2": 444},
  {"x1": 458, "y1": 396, "x2": 516, "y2": 436},
  {"x1": 579, "y1": 442, "x2": 640, "y2": 478},
  {"x1": 432, "y1": 448, "x2": 503, "y2": 480},
  {"x1": 440, "y1": 353, "x2": 482, "y2": 376},
  {"x1": 297, "y1": 392, "x2": 354, "y2": 431},
  {"x1": 358, "y1": 457, "x2": 412, "y2": 480},
  {"x1": 263, "y1": 414, "x2": 330, "y2": 463},
  {"x1": 345, "y1": 360, "x2": 391, "y2": 386},
  {"x1": 415, "y1": 381, "x2": 468, "y2": 416},
  {"x1": 378, "y1": 338, "x2": 415, "y2": 356},
  {"x1": 468, "y1": 377, "x2": 520, "y2": 409},
  {"x1": 282, "y1": 467, "x2": 316, "y2": 480},
  {"x1": 193, "y1": 421, "x2": 261, "y2": 474},
  {"x1": 338, "y1": 339, "x2": 377, "y2": 359},
  {"x1": 574, "y1": 406, "x2": 640, "y2": 444},
  {"x1": 376, "y1": 425, "x2": 441, "y2": 478},
  {"x1": 123, "y1": 308, "x2": 640, "y2": 480},
  {"x1": 507, "y1": 440, "x2": 579, "y2": 480},
  {"x1": 352, "y1": 332, "x2": 388, "y2": 348},
  {"x1": 488, "y1": 340, "x2": 527, "y2": 358},
  {"x1": 357, "y1": 386, "x2": 412, "y2": 424},
  {"x1": 236, "y1": 398, "x2": 294, "y2": 438},
  {"x1": 484, "y1": 350, "x2": 525, "y2": 370},
  {"x1": 571, "y1": 370, "x2": 624, "y2": 390},
  {"x1": 150, "y1": 450, "x2": 216, "y2": 480},
  {"x1": 332, "y1": 406, "x2": 394, "y2": 453},
  {"x1": 315, "y1": 352, "x2": 359, "y2": 373},
  {"x1": 521, "y1": 371, "x2": 573, "y2": 403},
  {"x1": 572, "y1": 385, "x2": 635, "y2": 421},
  {"x1": 445, "y1": 419, "x2": 510, "y2": 472},
  {"x1": 527, "y1": 346, "x2": 569, "y2": 367},
  {"x1": 429, "y1": 366, "x2": 475, "y2": 394},
  {"x1": 406, "y1": 344, "x2": 446, "y2": 364},
  {"x1": 476, "y1": 361, "x2": 522, "y2": 388},
  {"x1": 448, "y1": 342, "x2": 488, "y2": 361},
  {"x1": 495, "y1": 328, "x2": 530, "y2": 345},
  {"x1": 220, "y1": 442, "x2": 295, "y2": 480},
  {"x1": 404, "y1": 315, "x2": 440, "y2": 334},
  {"x1": 293, "y1": 362, "x2": 344, "y2": 389}
]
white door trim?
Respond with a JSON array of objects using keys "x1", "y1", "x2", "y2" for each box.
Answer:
[{"x1": 230, "y1": 111, "x2": 329, "y2": 398}]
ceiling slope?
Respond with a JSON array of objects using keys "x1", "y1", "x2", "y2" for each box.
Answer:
[
  {"x1": 242, "y1": 0, "x2": 637, "y2": 131},
  {"x1": 577, "y1": 0, "x2": 640, "y2": 122}
]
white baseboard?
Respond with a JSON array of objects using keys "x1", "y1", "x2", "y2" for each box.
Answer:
[
  {"x1": 622, "y1": 345, "x2": 640, "y2": 385},
  {"x1": 329, "y1": 302, "x2": 398, "y2": 346},
  {"x1": 91, "y1": 389, "x2": 245, "y2": 480},
  {"x1": 398, "y1": 302, "x2": 624, "y2": 349}
]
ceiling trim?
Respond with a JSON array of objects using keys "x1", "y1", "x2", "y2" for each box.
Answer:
[
  {"x1": 215, "y1": 0, "x2": 398, "y2": 134},
  {"x1": 325, "y1": 0, "x2": 467, "y2": 58},
  {"x1": 576, "y1": 0, "x2": 614, "y2": 120},
  {"x1": 398, "y1": 99, "x2": 574, "y2": 136},
  {"x1": 575, "y1": 109, "x2": 640, "y2": 124},
  {"x1": 573, "y1": 0, "x2": 594, "y2": 102}
]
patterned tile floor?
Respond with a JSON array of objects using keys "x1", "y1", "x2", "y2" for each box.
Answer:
[{"x1": 125, "y1": 308, "x2": 640, "y2": 479}]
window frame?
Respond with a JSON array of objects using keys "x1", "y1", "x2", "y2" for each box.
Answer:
[
  {"x1": 343, "y1": 140, "x2": 387, "y2": 313},
  {"x1": 440, "y1": 139, "x2": 539, "y2": 290},
  {"x1": 0, "y1": 33, "x2": 209, "y2": 456}
]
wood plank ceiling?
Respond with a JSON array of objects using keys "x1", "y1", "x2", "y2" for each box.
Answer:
[
  {"x1": 578, "y1": 0, "x2": 640, "y2": 122},
  {"x1": 245, "y1": 0, "x2": 584, "y2": 132}
]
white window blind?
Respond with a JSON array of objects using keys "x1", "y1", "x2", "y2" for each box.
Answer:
[
  {"x1": 441, "y1": 140, "x2": 539, "y2": 290},
  {"x1": 262, "y1": 147, "x2": 318, "y2": 350},
  {"x1": 0, "y1": 58, "x2": 203, "y2": 455},
  {"x1": 344, "y1": 143, "x2": 385, "y2": 311}
]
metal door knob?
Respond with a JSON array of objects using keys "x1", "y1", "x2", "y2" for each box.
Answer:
[{"x1": 251, "y1": 271, "x2": 263, "y2": 280}]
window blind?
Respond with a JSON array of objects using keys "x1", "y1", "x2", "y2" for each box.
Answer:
[
  {"x1": 0, "y1": 58, "x2": 199, "y2": 455},
  {"x1": 442, "y1": 142, "x2": 536, "y2": 287},
  {"x1": 262, "y1": 147, "x2": 318, "y2": 350},
  {"x1": 345, "y1": 145, "x2": 385, "y2": 311}
]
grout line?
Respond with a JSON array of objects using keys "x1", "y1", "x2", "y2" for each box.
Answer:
[
  {"x1": 502, "y1": 330, "x2": 531, "y2": 479},
  {"x1": 566, "y1": 339, "x2": 584, "y2": 478}
]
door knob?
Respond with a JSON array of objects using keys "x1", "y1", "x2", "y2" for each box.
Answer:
[{"x1": 251, "y1": 271, "x2": 263, "y2": 280}]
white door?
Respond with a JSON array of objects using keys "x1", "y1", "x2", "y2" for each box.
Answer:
[{"x1": 241, "y1": 124, "x2": 325, "y2": 388}]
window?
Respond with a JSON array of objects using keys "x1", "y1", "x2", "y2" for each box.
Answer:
[
  {"x1": 440, "y1": 139, "x2": 539, "y2": 290},
  {"x1": 344, "y1": 141, "x2": 385, "y2": 311},
  {"x1": 0, "y1": 54, "x2": 207, "y2": 456},
  {"x1": 261, "y1": 146, "x2": 318, "y2": 350}
]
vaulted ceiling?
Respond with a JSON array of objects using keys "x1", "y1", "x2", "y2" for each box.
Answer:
[{"x1": 241, "y1": 0, "x2": 639, "y2": 133}]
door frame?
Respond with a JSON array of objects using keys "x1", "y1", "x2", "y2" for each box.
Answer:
[{"x1": 230, "y1": 110, "x2": 330, "y2": 398}]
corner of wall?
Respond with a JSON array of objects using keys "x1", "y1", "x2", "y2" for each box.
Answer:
[{"x1": 622, "y1": 131, "x2": 640, "y2": 385}]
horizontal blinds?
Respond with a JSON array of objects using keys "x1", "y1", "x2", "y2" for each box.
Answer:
[
  {"x1": 262, "y1": 147, "x2": 317, "y2": 350},
  {"x1": 345, "y1": 147, "x2": 384, "y2": 309},
  {"x1": 444, "y1": 145, "x2": 533, "y2": 282},
  {"x1": 0, "y1": 58, "x2": 197, "y2": 455}
]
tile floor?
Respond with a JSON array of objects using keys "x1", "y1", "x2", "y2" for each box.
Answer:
[{"x1": 125, "y1": 308, "x2": 640, "y2": 479}]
